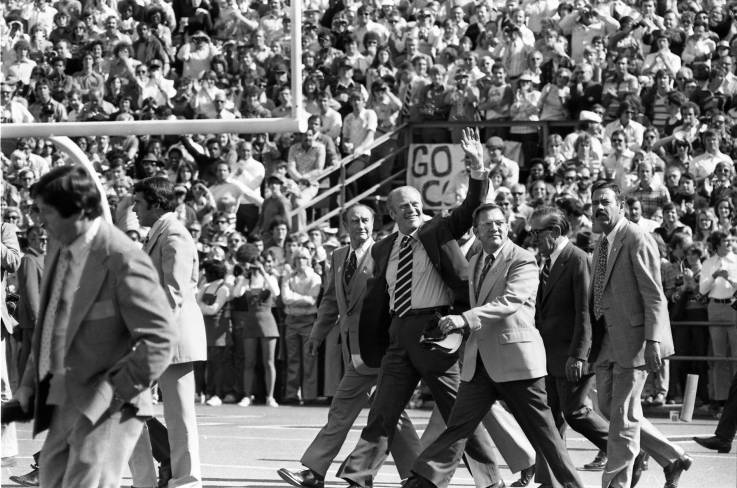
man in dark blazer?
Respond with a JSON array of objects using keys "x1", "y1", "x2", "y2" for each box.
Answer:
[
  {"x1": 15, "y1": 225, "x2": 47, "y2": 379},
  {"x1": 529, "y1": 207, "x2": 609, "y2": 487},
  {"x1": 337, "y1": 128, "x2": 503, "y2": 488},
  {"x1": 277, "y1": 204, "x2": 421, "y2": 488},
  {"x1": 402, "y1": 203, "x2": 583, "y2": 488},
  {"x1": 14, "y1": 165, "x2": 176, "y2": 488},
  {"x1": 589, "y1": 181, "x2": 692, "y2": 488}
]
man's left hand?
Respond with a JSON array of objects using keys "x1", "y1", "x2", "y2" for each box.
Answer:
[
  {"x1": 438, "y1": 315, "x2": 466, "y2": 334},
  {"x1": 565, "y1": 357, "x2": 584, "y2": 383},
  {"x1": 644, "y1": 340, "x2": 662, "y2": 372}
]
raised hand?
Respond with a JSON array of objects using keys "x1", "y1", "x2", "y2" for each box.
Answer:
[{"x1": 460, "y1": 127, "x2": 484, "y2": 171}]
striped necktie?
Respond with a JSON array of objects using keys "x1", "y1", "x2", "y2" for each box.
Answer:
[
  {"x1": 399, "y1": 84, "x2": 413, "y2": 119},
  {"x1": 394, "y1": 235, "x2": 413, "y2": 317},
  {"x1": 540, "y1": 257, "x2": 551, "y2": 289},
  {"x1": 593, "y1": 237, "x2": 609, "y2": 319}
]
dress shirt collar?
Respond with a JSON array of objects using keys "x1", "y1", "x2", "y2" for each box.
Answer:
[
  {"x1": 65, "y1": 217, "x2": 100, "y2": 262},
  {"x1": 351, "y1": 237, "x2": 373, "y2": 260},
  {"x1": 482, "y1": 239, "x2": 507, "y2": 263},
  {"x1": 549, "y1": 236, "x2": 569, "y2": 268},
  {"x1": 605, "y1": 215, "x2": 627, "y2": 249}
]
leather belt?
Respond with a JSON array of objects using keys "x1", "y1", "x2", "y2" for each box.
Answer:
[
  {"x1": 391, "y1": 306, "x2": 450, "y2": 318},
  {"x1": 711, "y1": 298, "x2": 733, "y2": 304}
]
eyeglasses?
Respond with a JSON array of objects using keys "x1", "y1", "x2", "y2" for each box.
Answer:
[
  {"x1": 511, "y1": 191, "x2": 524, "y2": 196},
  {"x1": 216, "y1": 220, "x2": 227, "y2": 224},
  {"x1": 6, "y1": 215, "x2": 19, "y2": 221},
  {"x1": 529, "y1": 226, "x2": 555, "y2": 238},
  {"x1": 563, "y1": 175, "x2": 577, "y2": 182},
  {"x1": 611, "y1": 138, "x2": 625, "y2": 143}
]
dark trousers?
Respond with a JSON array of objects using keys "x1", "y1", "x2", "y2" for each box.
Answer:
[
  {"x1": 202, "y1": 345, "x2": 232, "y2": 397},
  {"x1": 671, "y1": 308, "x2": 711, "y2": 402},
  {"x1": 716, "y1": 370, "x2": 737, "y2": 442},
  {"x1": 336, "y1": 313, "x2": 501, "y2": 488},
  {"x1": 536, "y1": 373, "x2": 609, "y2": 485},
  {"x1": 413, "y1": 355, "x2": 583, "y2": 488},
  {"x1": 145, "y1": 417, "x2": 172, "y2": 464}
]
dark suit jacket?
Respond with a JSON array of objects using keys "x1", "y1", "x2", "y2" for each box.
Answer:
[
  {"x1": 16, "y1": 248, "x2": 45, "y2": 331},
  {"x1": 535, "y1": 241, "x2": 592, "y2": 377},
  {"x1": 21, "y1": 220, "x2": 176, "y2": 435},
  {"x1": 358, "y1": 176, "x2": 487, "y2": 368}
]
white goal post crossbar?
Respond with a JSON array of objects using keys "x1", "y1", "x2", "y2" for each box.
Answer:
[{"x1": 0, "y1": 1, "x2": 305, "y2": 139}]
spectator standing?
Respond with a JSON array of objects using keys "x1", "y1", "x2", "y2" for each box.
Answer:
[
  {"x1": 699, "y1": 231, "x2": 737, "y2": 416},
  {"x1": 281, "y1": 248, "x2": 322, "y2": 405},
  {"x1": 196, "y1": 260, "x2": 232, "y2": 407},
  {"x1": 231, "y1": 244, "x2": 281, "y2": 407}
]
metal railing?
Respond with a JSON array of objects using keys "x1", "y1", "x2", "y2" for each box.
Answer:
[
  {"x1": 290, "y1": 122, "x2": 409, "y2": 233},
  {"x1": 670, "y1": 321, "x2": 737, "y2": 362}
]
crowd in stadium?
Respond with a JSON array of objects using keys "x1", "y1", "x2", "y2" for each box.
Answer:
[{"x1": 2, "y1": 0, "x2": 737, "y2": 486}]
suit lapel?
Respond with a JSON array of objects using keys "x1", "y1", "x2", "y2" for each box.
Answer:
[
  {"x1": 476, "y1": 243, "x2": 511, "y2": 304},
  {"x1": 334, "y1": 247, "x2": 349, "y2": 312},
  {"x1": 346, "y1": 246, "x2": 372, "y2": 314},
  {"x1": 373, "y1": 232, "x2": 397, "y2": 282},
  {"x1": 468, "y1": 253, "x2": 481, "y2": 307},
  {"x1": 603, "y1": 229, "x2": 626, "y2": 288},
  {"x1": 542, "y1": 243, "x2": 572, "y2": 303},
  {"x1": 65, "y1": 225, "x2": 109, "y2": 352},
  {"x1": 144, "y1": 216, "x2": 168, "y2": 254}
]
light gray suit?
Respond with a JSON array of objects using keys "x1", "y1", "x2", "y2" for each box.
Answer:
[
  {"x1": 590, "y1": 219, "x2": 682, "y2": 488},
  {"x1": 130, "y1": 213, "x2": 207, "y2": 488},
  {"x1": 301, "y1": 241, "x2": 422, "y2": 478},
  {"x1": 412, "y1": 240, "x2": 583, "y2": 488},
  {"x1": 21, "y1": 220, "x2": 176, "y2": 488}
]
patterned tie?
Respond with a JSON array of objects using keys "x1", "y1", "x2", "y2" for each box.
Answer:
[
  {"x1": 344, "y1": 250, "x2": 357, "y2": 287},
  {"x1": 394, "y1": 235, "x2": 414, "y2": 317},
  {"x1": 475, "y1": 254, "x2": 495, "y2": 300},
  {"x1": 540, "y1": 257, "x2": 551, "y2": 289},
  {"x1": 38, "y1": 249, "x2": 72, "y2": 379},
  {"x1": 593, "y1": 236, "x2": 609, "y2": 319},
  {"x1": 400, "y1": 83, "x2": 413, "y2": 119}
]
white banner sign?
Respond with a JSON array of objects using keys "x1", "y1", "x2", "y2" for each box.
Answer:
[{"x1": 407, "y1": 144, "x2": 466, "y2": 210}]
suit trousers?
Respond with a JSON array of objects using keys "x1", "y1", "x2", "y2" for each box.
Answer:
[
  {"x1": 301, "y1": 360, "x2": 422, "y2": 478},
  {"x1": 423, "y1": 402, "x2": 536, "y2": 474},
  {"x1": 130, "y1": 362, "x2": 202, "y2": 488},
  {"x1": 535, "y1": 373, "x2": 609, "y2": 485},
  {"x1": 413, "y1": 354, "x2": 583, "y2": 488},
  {"x1": 595, "y1": 333, "x2": 683, "y2": 488},
  {"x1": 716, "y1": 370, "x2": 737, "y2": 442},
  {"x1": 285, "y1": 314, "x2": 318, "y2": 401},
  {"x1": 337, "y1": 313, "x2": 501, "y2": 488},
  {"x1": 706, "y1": 302, "x2": 737, "y2": 401},
  {"x1": 40, "y1": 402, "x2": 143, "y2": 488}
]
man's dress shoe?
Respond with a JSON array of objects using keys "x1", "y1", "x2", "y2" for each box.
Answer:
[
  {"x1": 277, "y1": 468, "x2": 325, "y2": 488},
  {"x1": 510, "y1": 465, "x2": 534, "y2": 486},
  {"x1": 693, "y1": 435, "x2": 732, "y2": 453},
  {"x1": 663, "y1": 454, "x2": 693, "y2": 488},
  {"x1": 9, "y1": 465, "x2": 39, "y2": 486}
]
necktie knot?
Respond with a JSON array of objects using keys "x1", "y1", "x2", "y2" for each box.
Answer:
[
  {"x1": 344, "y1": 250, "x2": 357, "y2": 285},
  {"x1": 401, "y1": 235, "x2": 413, "y2": 248}
]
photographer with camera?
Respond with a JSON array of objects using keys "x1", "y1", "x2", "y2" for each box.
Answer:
[
  {"x1": 231, "y1": 243, "x2": 281, "y2": 407},
  {"x1": 559, "y1": 5, "x2": 619, "y2": 64},
  {"x1": 28, "y1": 77, "x2": 67, "y2": 122}
]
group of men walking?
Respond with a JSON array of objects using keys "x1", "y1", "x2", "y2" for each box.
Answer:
[
  {"x1": 9, "y1": 127, "x2": 694, "y2": 488},
  {"x1": 278, "y1": 127, "x2": 692, "y2": 488}
]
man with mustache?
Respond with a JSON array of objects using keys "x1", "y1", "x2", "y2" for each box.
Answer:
[{"x1": 589, "y1": 181, "x2": 692, "y2": 488}]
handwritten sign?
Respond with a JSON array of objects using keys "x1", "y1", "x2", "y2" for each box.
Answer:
[{"x1": 407, "y1": 144, "x2": 466, "y2": 210}]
